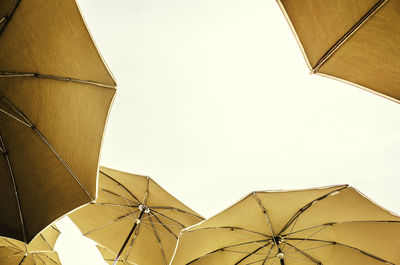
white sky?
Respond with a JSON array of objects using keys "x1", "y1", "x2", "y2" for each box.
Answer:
[{"x1": 55, "y1": 0, "x2": 400, "y2": 264}]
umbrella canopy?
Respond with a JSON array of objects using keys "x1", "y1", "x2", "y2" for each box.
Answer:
[
  {"x1": 69, "y1": 167, "x2": 204, "y2": 265},
  {"x1": 96, "y1": 245, "x2": 135, "y2": 265},
  {"x1": 277, "y1": 0, "x2": 400, "y2": 102},
  {"x1": 0, "y1": 225, "x2": 61, "y2": 264},
  {"x1": 0, "y1": 0, "x2": 116, "y2": 243},
  {"x1": 171, "y1": 185, "x2": 400, "y2": 265}
]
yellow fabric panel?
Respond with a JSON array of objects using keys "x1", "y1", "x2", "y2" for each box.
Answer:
[
  {"x1": 294, "y1": 222, "x2": 400, "y2": 264},
  {"x1": 0, "y1": 0, "x2": 115, "y2": 86},
  {"x1": 319, "y1": 0, "x2": 400, "y2": 101},
  {"x1": 279, "y1": 0, "x2": 378, "y2": 67},
  {"x1": 293, "y1": 187, "x2": 400, "y2": 233}
]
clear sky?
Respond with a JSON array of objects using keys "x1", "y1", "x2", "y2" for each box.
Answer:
[{"x1": 55, "y1": 0, "x2": 400, "y2": 264}]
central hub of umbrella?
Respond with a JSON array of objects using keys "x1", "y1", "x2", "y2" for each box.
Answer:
[
  {"x1": 273, "y1": 236, "x2": 283, "y2": 245},
  {"x1": 138, "y1": 204, "x2": 150, "y2": 213}
]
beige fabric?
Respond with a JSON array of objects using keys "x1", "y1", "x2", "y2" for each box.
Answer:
[
  {"x1": 171, "y1": 185, "x2": 400, "y2": 265},
  {"x1": 0, "y1": 0, "x2": 116, "y2": 243},
  {"x1": 278, "y1": 0, "x2": 400, "y2": 102},
  {"x1": 69, "y1": 167, "x2": 204, "y2": 265},
  {"x1": 0, "y1": 225, "x2": 61, "y2": 265}
]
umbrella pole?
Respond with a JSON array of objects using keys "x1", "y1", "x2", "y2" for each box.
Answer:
[{"x1": 112, "y1": 209, "x2": 145, "y2": 265}]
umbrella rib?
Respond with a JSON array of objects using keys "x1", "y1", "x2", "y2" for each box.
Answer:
[
  {"x1": 311, "y1": 0, "x2": 388, "y2": 73},
  {"x1": 41, "y1": 254, "x2": 60, "y2": 265},
  {"x1": 280, "y1": 213, "x2": 299, "y2": 252},
  {"x1": 286, "y1": 237, "x2": 395, "y2": 265},
  {"x1": 253, "y1": 192, "x2": 286, "y2": 265},
  {"x1": 0, "y1": 94, "x2": 94, "y2": 201},
  {"x1": 187, "y1": 226, "x2": 269, "y2": 238},
  {"x1": 100, "y1": 171, "x2": 142, "y2": 205},
  {"x1": 0, "y1": 106, "x2": 31, "y2": 127},
  {"x1": 39, "y1": 233, "x2": 53, "y2": 251},
  {"x1": 150, "y1": 209, "x2": 186, "y2": 228},
  {"x1": 282, "y1": 220, "x2": 400, "y2": 237},
  {"x1": 279, "y1": 185, "x2": 348, "y2": 235},
  {"x1": 0, "y1": 71, "x2": 116, "y2": 89},
  {"x1": 150, "y1": 206, "x2": 204, "y2": 220},
  {"x1": 235, "y1": 242, "x2": 272, "y2": 265},
  {"x1": 0, "y1": 134, "x2": 28, "y2": 250},
  {"x1": 148, "y1": 214, "x2": 168, "y2": 265},
  {"x1": 149, "y1": 212, "x2": 178, "y2": 239},
  {"x1": 262, "y1": 243, "x2": 275, "y2": 265},
  {"x1": 252, "y1": 193, "x2": 276, "y2": 237},
  {"x1": 18, "y1": 255, "x2": 26, "y2": 265},
  {"x1": 186, "y1": 240, "x2": 272, "y2": 264},
  {"x1": 0, "y1": 0, "x2": 21, "y2": 37},
  {"x1": 281, "y1": 241, "x2": 322, "y2": 265},
  {"x1": 143, "y1": 176, "x2": 150, "y2": 206},
  {"x1": 101, "y1": 189, "x2": 139, "y2": 207},
  {"x1": 83, "y1": 211, "x2": 138, "y2": 236}
]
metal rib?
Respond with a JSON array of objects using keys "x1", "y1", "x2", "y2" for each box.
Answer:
[
  {"x1": 186, "y1": 239, "x2": 272, "y2": 264},
  {"x1": 149, "y1": 209, "x2": 186, "y2": 228},
  {"x1": 0, "y1": 106, "x2": 31, "y2": 127},
  {"x1": 84, "y1": 211, "x2": 138, "y2": 236},
  {"x1": 0, "y1": 94, "x2": 94, "y2": 201},
  {"x1": 100, "y1": 171, "x2": 142, "y2": 204},
  {"x1": 279, "y1": 185, "x2": 348, "y2": 234},
  {"x1": 235, "y1": 242, "x2": 272, "y2": 265},
  {"x1": 143, "y1": 176, "x2": 150, "y2": 206},
  {"x1": 186, "y1": 226, "x2": 269, "y2": 238},
  {"x1": 281, "y1": 242, "x2": 322, "y2": 265},
  {"x1": 150, "y1": 206, "x2": 204, "y2": 220},
  {"x1": 0, "y1": 0, "x2": 21, "y2": 37},
  {"x1": 100, "y1": 189, "x2": 139, "y2": 206},
  {"x1": 286, "y1": 238, "x2": 394, "y2": 265},
  {"x1": 253, "y1": 193, "x2": 285, "y2": 265},
  {"x1": 112, "y1": 209, "x2": 145, "y2": 265},
  {"x1": 39, "y1": 233, "x2": 53, "y2": 251},
  {"x1": 312, "y1": 0, "x2": 388, "y2": 73},
  {"x1": 150, "y1": 212, "x2": 178, "y2": 239},
  {"x1": 282, "y1": 220, "x2": 400, "y2": 237},
  {"x1": 0, "y1": 71, "x2": 116, "y2": 89},
  {"x1": 148, "y1": 214, "x2": 168, "y2": 265},
  {"x1": 0, "y1": 135, "x2": 28, "y2": 250},
  {"x1": 18, "y1": 255, "x2": 26, "y2": 265},
  {"x1": 262, "y1": 244, "x2": 275, "y2": 265}
]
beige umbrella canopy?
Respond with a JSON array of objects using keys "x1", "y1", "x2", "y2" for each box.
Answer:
[
  {"x1": 0, "y1": 0, "x2": 116, "y2": 244},
  {"x1": 171, "y1": 185, "x2": 400, "y2": 265},
  {"x1": 277, "y1": 0, "x2": 400, "y2": 103},
  {"x1": 69, "y1": 167, "x2": 204, "y2": 265},
  {"x1": 0, "y1": 225, "x2": 61, "y2": 265},
  {"x1": 96, "y1": 245, "x2": 135, "y2": 265}
]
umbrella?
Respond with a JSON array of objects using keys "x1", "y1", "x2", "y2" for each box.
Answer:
[
  {"x1": 171, "y1": 184, "x2": 400, "y2": 265},
  {"x1": 69, "y1": 167, "x2": 204, "y2": 265},
  {"x1": 0, "y1": 0, "x2": 116, "y2": 244},
  {"x1": 0, "y1": 225, "x2": 61, "y2": 264},
  {"x1": 276, "y1": 0, "x2": 400, "y2": 103},
  {"x1": 96, "y1": 245, "x2": 135, "y2": 265}
]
